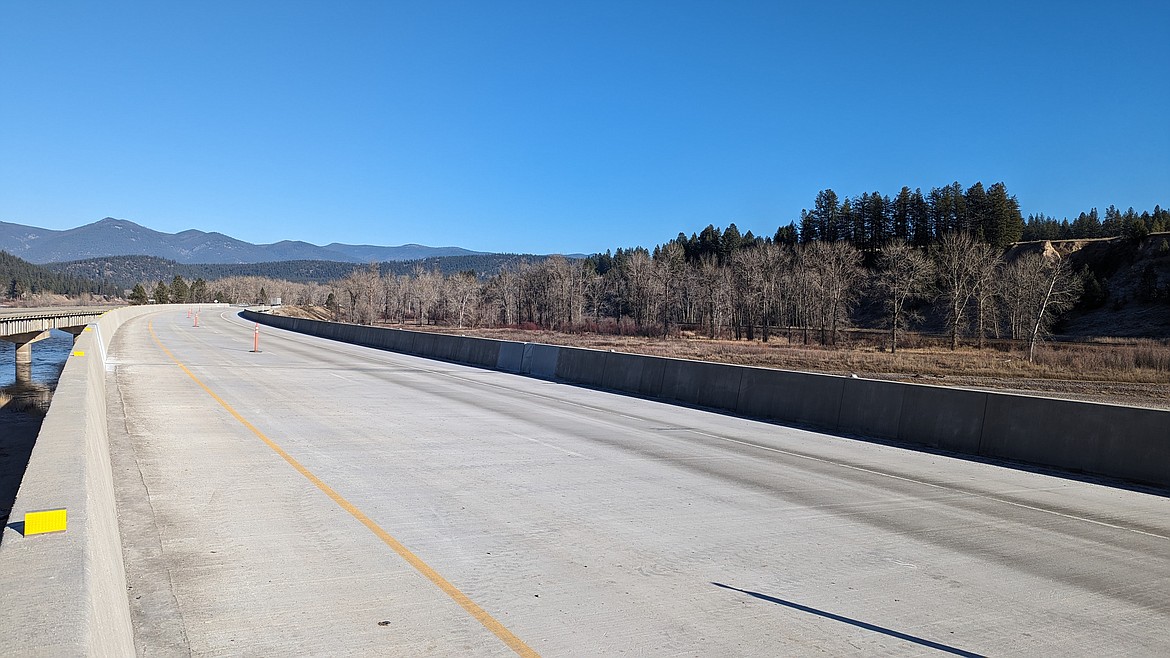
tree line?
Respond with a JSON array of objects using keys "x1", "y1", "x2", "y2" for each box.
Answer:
[
  {"x1": 317, "y1": 231, "x2": 1088, "y2": 362},
  {"x1": 125, "y1": 182, "x2": 1165, "y2": 362},
  {"x1": 48, "y1": 253, "x2": 555, "y2": 288},
  {"x1": 1, "y1": 250, "x2": 121, "y2": 300},
  {"x1": 789, "y1": 182, "x2": 1025, "y2": 251},
  {"x1": 1022, "y1": 205, "x2": 1170, "y2": 242},
  {"x1": 779, "y1": 182, "x2": 1166, "y2": 252}
]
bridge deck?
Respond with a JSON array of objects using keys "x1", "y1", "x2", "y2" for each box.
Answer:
[
  {"x1": 0, "y1": 307, "x2": 115, "y2": 339},
  {"x1": 106, "y1": 309, "x2": 1170, "y2": 655}
]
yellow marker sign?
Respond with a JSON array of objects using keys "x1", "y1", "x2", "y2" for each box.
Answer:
[
  {"x1": 71, "y1": 350, "x2": 85, "y2": 357},
  {"x1": 24, "y1": 509, "x2": 67, "y2": 535}
]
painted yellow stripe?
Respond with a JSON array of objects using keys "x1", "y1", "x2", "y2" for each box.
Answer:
[{"x1": 147, "y1": 319, "x2": 538, "y2": 657}]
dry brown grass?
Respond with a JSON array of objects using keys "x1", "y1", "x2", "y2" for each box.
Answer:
[
  {"x1": 395, "y1": 322, "x2": 1170, "y2": 409},
  {"x1": 282, "y1": 307, "x2": 1170, "y2": 409}
]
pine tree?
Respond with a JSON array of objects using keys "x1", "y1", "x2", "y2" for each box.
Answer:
[
  {"x1": 171, "y1": 275, "x2": 189, "y2": 303},
  {"x1": 985, "y1": 182, "x2": 1023, "y2": 249},
  {"x1": 153, "y1": 281, "x2": 169, "y2": 304},
  {"x1": 721, "y1": 224, "x2": 744, "y2": 261},
  {"x1": 837, "y1": 198, "x2": 855, "y2": 244},
  {"x1": 909, "y1": 188, "x2": 931, "y2": 248},
  {"x1": 965, "y1": 182, "x2": 989, "y2": 242},
  {"x1": 813, "y1": 190, "x2": 840, "y2": 242},
  {"x1": 892, "y1": 187, "x2": 913, "y2": 241},
  {"x1": 190, "y1": 277, "x2": 208, "y2": 303},
  {"x1": 129, "y1": 283, "x2": 148, "y2": 305},
  {"x1": 773, "y1": 222, "x2": 799, "y2": 246},
  {"x1": 799, "y1": 210, "x2": 817, "y2": 243},
  {"x1": 1071, "y1": 209, "x2": 1101, "y2": 238},
  {"x1": 1102, "y1": 205, "x2": 1124, "y2": 236}
]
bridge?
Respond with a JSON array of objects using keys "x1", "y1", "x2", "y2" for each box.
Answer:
[
  {"x1": 0, "y1": 307, "x2": 113, "y2": 383},
  {"x1": 0, "y1": 305, "x2": 1167, "y2": 655}
]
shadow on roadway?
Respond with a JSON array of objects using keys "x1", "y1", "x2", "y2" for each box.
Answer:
[{"x1": 711, "y1": 582, "x2": 984, "y2": 657}]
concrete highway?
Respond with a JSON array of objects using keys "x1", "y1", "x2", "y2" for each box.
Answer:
[{"x1": 105, "y1": 309, "x2": 1170, "y2": 656}]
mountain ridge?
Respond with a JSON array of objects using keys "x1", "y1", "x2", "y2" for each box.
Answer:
[{"x1": 0, "y1": 217, "x2": 491, "y2": 264}]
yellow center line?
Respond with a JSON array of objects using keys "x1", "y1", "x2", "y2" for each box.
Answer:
[{"x1": 147, "y1": 318, "x2": 539, "y2": 657}]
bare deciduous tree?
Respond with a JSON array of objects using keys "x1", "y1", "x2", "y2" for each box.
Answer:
[
  {"x1": 873, "y1": 240, "x2": 931, "y2": 353},
  {"x1": 1012, "y1": 252, "x2": 1082, "y2": 362},
  {"x1": 443, "y1": 271, "x2": 479, "y2": 328},
  {"x1": 969, "y1": 242, "x2": 1002, "y2": 348},
  {"x1": 807, "y1": 241, "x2": 862, "y2": 345},
  {"x1": 934, "y1": 232, "x2": 982, "y2": 350}
]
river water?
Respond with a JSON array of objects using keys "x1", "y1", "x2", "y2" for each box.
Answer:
[
  {"x1": 0, "y1": 329, "x2": 74, "y2": 390},
  {"x1": 1, "y1": 330, "x2": 74, "y2": 533}
]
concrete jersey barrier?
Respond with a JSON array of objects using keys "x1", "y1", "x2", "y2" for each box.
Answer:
[
  {"x1": 0, "y1": 305, "x2": 219, "y2": 655},
  {"x1": 245, "y1": 311, "x2": 1170, "y2": 489}
]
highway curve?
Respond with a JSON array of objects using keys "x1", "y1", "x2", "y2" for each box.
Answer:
[{"x1": 105, "y1": 309, "x2": 1170, "y2": 656}]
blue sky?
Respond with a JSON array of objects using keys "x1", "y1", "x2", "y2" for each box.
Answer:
[{"x1": 1, "y1": 1, "x2": 1166, "y2": 255}]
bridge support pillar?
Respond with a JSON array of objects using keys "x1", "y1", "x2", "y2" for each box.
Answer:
[
  {"x1": 2, "y1": 330, "x2": 51, "y2": 384},
  {"x1": 61, "y1": 326, "x2": 88, "y2": 343}
]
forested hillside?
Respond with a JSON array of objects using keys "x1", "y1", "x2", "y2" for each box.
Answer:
[
  {"x1": 0, "y1": 251, "x2": 120, "y2": 300},
  {"x1": 775, "y1": 182, "x2": 1167, "y2": 251},
  {"x1": 46, "y1": 253, "x2": 551, "y2": 287}
]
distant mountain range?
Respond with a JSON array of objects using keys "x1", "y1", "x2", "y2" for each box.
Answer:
[
  {"x1": 45, "y1": 253, "x2": 554, "y2": 287},
  {"x1": 0, "y1": 217, "x2": 488, "y2": 264}
]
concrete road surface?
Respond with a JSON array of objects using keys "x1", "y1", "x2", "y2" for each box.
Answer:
[{"x1": 106, "y1": 309, "x2": 1170, "y2": 656}]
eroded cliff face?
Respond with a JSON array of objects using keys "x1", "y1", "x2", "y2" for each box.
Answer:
[{"x1": 1005, "y1": 233, "x2": 1170, "y2": 337}]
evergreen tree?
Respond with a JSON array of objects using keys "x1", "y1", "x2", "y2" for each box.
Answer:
[
  {"x1": 773, "y1": 222, "x2": 799, "y2": 246},
  {"x1": 837, "y1": 198, "x2": 854, "y2": 243},
  {"x1": 129, "y1": 283, "x2": 148, "y2": 305},
  {"x1": 720, "y1": 224, "x2": 744, "y2": 261},
  {"x1": 799, "y1": 210, "x2": 817, "y2": 243},
  {"x1": 153, "y1": 280, "x2": 169, "y2": 304},
  {"x1": 909, "y1": 188, "x2": 931, "y2": 248},
  {"x1": 863, "y1": 191, "x2": 890, "y2": 250},
  {"x1": 190, "y1": 277, "x2": 208, "y2": 303},
  {"x1": 697, "y1": 224, "x2": 723, "y2": 262},
  {"x1": 850, "y1": 194, "x2": 868, "y2": 245},
  {"x1": 812, "y1": 189, "x2": 840, "y2": 242},
  {"x1": 1071, "y1": 209, "x2": 1101, "y2": 238},
  {"x1": 892, "y1": 187, "x2": 913, "y2": 241},
  {"x1": 948, "y1": 182, "x2": 969, "y2": 233},
  {"x1": 170, "y1": 275, "x2": 190, "y2": 303},
  {"x1": 1102, "y1": 205, "x2": 1124, "y2": 236},
  {"x1": 984, "y1": 182, "x2": 1024, "y2": 248},
  {"x1": 965, "y1": 182, "x2": 990, "y2": 242}
]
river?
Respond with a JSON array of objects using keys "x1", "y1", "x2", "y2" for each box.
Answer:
[{"x1": 1, "y1": 329, "x2": 74, "y2": 536}]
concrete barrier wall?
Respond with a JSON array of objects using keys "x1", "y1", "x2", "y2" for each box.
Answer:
[
  {"x1": 243, "y1": 312, "x2": 1170, "y2": 488},
  {"x1": 0, "y1": 305, "x2": 207, "y2": 654}
]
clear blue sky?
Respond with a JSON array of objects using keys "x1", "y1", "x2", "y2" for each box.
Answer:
[{"x1": 2, "y1": 1, "x2": 1167, "y2": 255}]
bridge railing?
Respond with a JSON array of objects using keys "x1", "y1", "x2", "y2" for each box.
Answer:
[{"x1": 0, "y1": 305, "x2": 203, "y2": 654}]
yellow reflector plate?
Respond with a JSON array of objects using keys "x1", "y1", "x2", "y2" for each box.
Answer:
[{"x1": 24, "y1": 509, "x2": 67, "y2": 535}]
